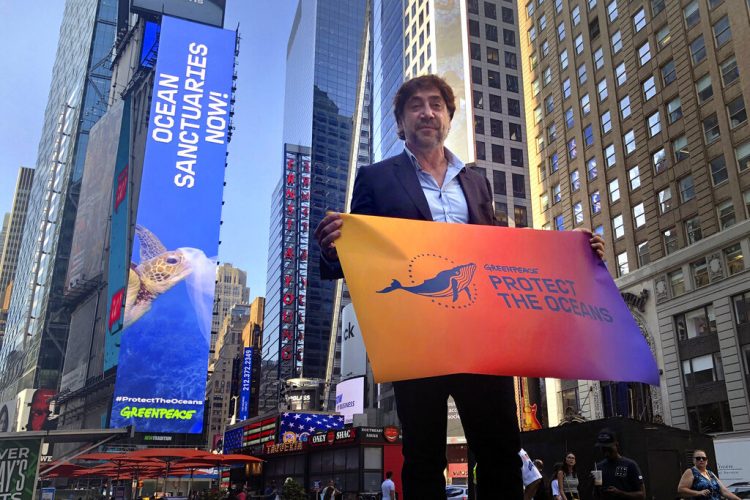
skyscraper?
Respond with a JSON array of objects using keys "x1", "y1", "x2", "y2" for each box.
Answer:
[
  {"x1": 260, "y1": 0, "x2": 368, "y2": 413},
  {"x1": 0, "y1": 0, "x2": 117, "y2": 400},
  {"x1": 210, "y1": 263, "x2": 251, "y2": 363},
  {"x1": 519, "y1": 0, "x2": 750, "y2": 433}
]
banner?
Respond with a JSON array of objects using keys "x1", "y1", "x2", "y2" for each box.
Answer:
[
  {"x1": 238, "y1": 347, "x2": 252, "y2": 421},
  {"x1": 0, "y1": 438, "x2": 41, "y2": 500},
  {"x1": 335, "y1": 215, "x2": 659, "y2": 385},
  {"x1": 340, "y1": 304, "x2": 366, "y2": 378},
  {"x1": 110, "y1": 16, "x2": 236, "y2": 433},
  {"x1": 104, "y1": 97, "x2": 132, "y2": 371},
  {"x1": 335, "y1": 376, "x2": 364, "y2": 424}
]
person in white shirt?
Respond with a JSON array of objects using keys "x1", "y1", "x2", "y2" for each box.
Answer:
[{"x1": 381, "y1": 471, "x2": 396, "y2": 500}]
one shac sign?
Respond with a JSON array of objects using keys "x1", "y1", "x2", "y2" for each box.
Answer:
[{"x1": 0, "y1": 438, "x2": 41, "y2": 500}]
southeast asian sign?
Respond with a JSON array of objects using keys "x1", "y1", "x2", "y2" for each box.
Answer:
[
  {"x1": 0, "y1": 438, "x2": 41, "y2": 500},
  {"x1": 110, "y1": 16, "x2": 236, "y2": 433},
  {"x1": 336, "y1": 215, "x2": 660, "y2": 385}
]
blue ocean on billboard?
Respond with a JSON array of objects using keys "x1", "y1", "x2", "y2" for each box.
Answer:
[{"x1": 110, "y1": 15, "x2": 236, "y2": 434}]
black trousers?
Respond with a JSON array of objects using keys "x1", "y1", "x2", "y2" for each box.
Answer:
[{"x1": 393, "y1": 374, "x2": 523, "y2": 500}]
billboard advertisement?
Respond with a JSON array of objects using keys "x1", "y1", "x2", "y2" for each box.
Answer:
[
  {"x1": 0, "y1": 438, "x2": 41, "y2": 500},
  {"x1": 61, "y1": 295, "x2": 98, "y2": 392},
  {"x1": 334, "y1": 376, "x2": 364, "y2": 424},
  {"x1": 131, "y1": 0, "x2": 226, "y2": 28},
  {"x1": 104, "y1": 97, "x2": 132, "y2": 371},
  {"x1": 16, "y1": 389, "x2": 57, "y2": 432},
  {"x1": 340, "y1": 304, "x2": 366, "y2": 379},
  {"x1": 278, "y1": 412, "x2": 344, "y2": 443},
  {"x1": 238, "y1": 347, "x2": 252, "y2": 421},
  {"x1": 110, "y1": 15, "x2": 236, "y2": 433},
  {"x1": 0, "y1": 399, "x2": 17, "y2": 433}
]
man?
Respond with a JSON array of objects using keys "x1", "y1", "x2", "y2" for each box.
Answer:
[
  {"x1": 381, "y1": 471, "x2": 396, "y2": 500},
  {"x1": 592, "y1": 429, "x2": 645, "y2": 499},
  {"x1": 320, "y1": 479, "x2": 340, "y2": 500},
  {"x1": 27, "y1": 388, "x2": 56, "y2": 431},
  {"x1": 532, "y1": 460, "x2": 551, "y2": 500},
  {"x1": 315, "y1": 75, "x2": 605, "y2": 499}
]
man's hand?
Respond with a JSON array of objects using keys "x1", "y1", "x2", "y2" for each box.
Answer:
[
  {"x1": 574, "y1": 228, "x2": 606, "y2": 261},
  {"x1": 314, "y1": 212, "x2": 343, "y2": 261}
]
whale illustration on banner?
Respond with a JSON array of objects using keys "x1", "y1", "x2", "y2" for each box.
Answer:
[{"x1": 377, "y1": 263, "x2": 477, "y2": 302}]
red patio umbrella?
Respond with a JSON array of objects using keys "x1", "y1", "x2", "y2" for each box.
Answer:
[{"x1": 122, "y1": 448, "x2": 215, "y2": 494}]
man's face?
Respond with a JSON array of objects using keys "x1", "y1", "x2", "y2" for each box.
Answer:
[
  {"x1": 29, "y1": 389, "x2": 54, "y2": 430},
  {"x1": 398, "y1": 86, "x2": 451, "y2": 150}
]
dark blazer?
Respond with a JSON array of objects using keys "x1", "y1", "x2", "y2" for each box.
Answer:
[{"x1": 320, "y1": 151, "x2": 497, "y2": 280}]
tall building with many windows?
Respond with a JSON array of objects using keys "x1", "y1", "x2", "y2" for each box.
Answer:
[
  {"x1": 520, "y1": 0, "x2": 750, "y2": 434},
  {"x1": 0, "y1": 0, "x2": 118, "y2": 400},
  {"x1": 210, "y1": 263, "x2": 250, "y2": 364}
]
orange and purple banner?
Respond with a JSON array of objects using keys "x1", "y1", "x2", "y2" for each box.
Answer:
[{"x1": 336, "y1": 214, "x2": 659, "y2": 385}]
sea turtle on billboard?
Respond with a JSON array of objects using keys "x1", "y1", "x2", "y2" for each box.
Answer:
[{"x1": 123, "y1": 225, "x2": 194, "y2": 328}]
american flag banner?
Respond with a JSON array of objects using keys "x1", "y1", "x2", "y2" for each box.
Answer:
[
  {"x1": 223, "y1": 427, "x2": 243, "y2": 453},
  {"x1": 278, "y1": 412, "x2": 345, "y2": 443}
]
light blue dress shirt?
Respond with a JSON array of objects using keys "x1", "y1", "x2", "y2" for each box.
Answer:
[{"x1": 404, "y1": 146, "x2": 469, "y2": 224}]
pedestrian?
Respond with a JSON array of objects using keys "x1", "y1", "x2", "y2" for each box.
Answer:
[
  {"x1": 381, "y1": 471, "x2": 396, "y2": 500},
  {"x1": 315, "y1": 74, "x2": 606, "y2": 500},
  {"x1": 592, "y1": 428, "x2": 645, "y2": 499},
  {"x1": 532, "y1": 460, "x2": 551, "y2": 500},
  {"x1": 550, "y1": 463, "x2": 563, "y2": 500},
  {"x1": 320, "y1": 480, "x2": 340, "y2": 500},
  {"x1": 677, "y1": 449, "x2": 740, "y2": 499},
  {"x1": 521, "y1": 449, "x2": 543, "y2": 500},
  {"x1": 557, "y1": 451, "x2": 579, "y2": 500}
]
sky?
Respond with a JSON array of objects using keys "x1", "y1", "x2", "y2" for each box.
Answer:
[{"x1": 0, "y1": 1, "x2": 297, "y2": 300}]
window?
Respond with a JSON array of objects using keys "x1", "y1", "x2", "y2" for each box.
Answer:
[
  {"x1": 504, "y1": 29, "x2": 516, "y2": 46},
  {"x1": 492, "y1": 144, "x2": 505, "y2": 163},
  {"x1": 547, "y1": 123, "x2": 557, "y2": 142},
  {"x1": 514, "y1": 206, "x2": 529, "y2": 228},
  {"x1": 487, "y1": 47, "x2": 500, "y2": 65},
  {"x1": 607, "y1": 1, "x2": 618, "y2": 22},
  {"x1": 656, "y1": 24, "x2": 671, "y2": 49},
  {"x1": 614, "y1": 63, "x2": 626, "y2": 87},
  {"x1": 725, "y1": 244, "x2": 744, "y2": 275},
  {"x1": 511, "y1": 148, "x2": 524, "y2": 167},
  {"x1": 476, "y1": 141, "x2": 486, "y2": 160},
  {"x1": 502, "y1": 6, "x2": 514, "y2": 23},
  {"x1": 474, "y1": 91, "x2": 484, "y2": 109},
  {"x1": 690, "y1": 36, "x2": 706, "y2": 65},
  {"x1": 611, "y1": 31, "x2": 623, "y2": 54},
  {"x1": 562, "y1": 78, "x2": 571, "y2": 99},
  {"x1": 684, "y1": 0, "x2": 700, "y2": 29},
  {"x1": 506, "y1": 75, "x2": 519, "y2": 93},
  {"x1": 664, "y1": 228, "x2": 679, "y2": 255},
  {"x1": 594, "y1": 47, "x2": 604, "y2": 70},
  {"x1": 605, "y1": 144, "x2": 616, "y2": 168},
  {"x1": 553, "y1": 183, "x2": 562, "y2": 203},
  {"x1": 682, "y1": 354, "x2": 725, "y2": 388},
  {"x1": 555, "y1": 0, "x2": 563, "y2": 13},
  {"x1": 540, "y1": 193, "x2": 549, "y2": 211},
  {"x1": 505, "y1": 51, "x2": 517, "y2": 69},
  {"x1": 543, "y1": 67, "x2": 552, "y2": 87},
  {"x1": 490, "y1": 119, "x2": 503, "y2": 139},
  {"x1": 653, "y1": 148, "x2": 667, "y2": 174},
  {"x1": 539, "y1": 14, "x2": 548, "y2": 30},
  {"x1": 638, "y1": 42, "x2": 652, "y2": 66},
  {"x1": 717, "y1": 200, "x2": 735, "y2": 229},
  {"x1": 508, "y1": 99, "x2": 520, "y2": 116},
  {"x1": 545, "y1": 95, "x2": 554, "y2": 114},
  {"x1": 633, "y1": 8, "x2": 647, "y2": 32},
  {"x1": 673, "y1": 136, "x2": 689, "y2": 162},
  {"x1": 624, "y1": 130, "x2": 636, "y2": 155},
  {"x1": 651, "y1": 0, "x2": 665, "y2": 16},
  {"x1": 612, "y1": 214, "x2": 625, "y2": 238},
  {"x1": 713, "y1": 16, "x2": 731, "y2": 47},
  {"x1": 677, "y1": 307, "x2": 717, "y2": 341},
  {"x1": 487, "y1": 70, "x2": 501, "y2": 89},
  {"x1": 541, "y1": 40, "x2": 549, "y2": 56},
  {"x1": 578, "y1": 63, "x2": 588, "y2": 84},
  {"x1": 703, "y1": 114, "x2": 720, "y2": 145},
  {"x1": 637, "y1": 241, "x2": 650, "y2": 266},
  {"x1": 617, "y1": 252, "x2": 629, "y2": 276},
  {"x1": 558, "y1": 21, "x2": 566, "y2": 41},
  {"x1": 472, "y1": 66, "x2": 483, "y2": 85},
  {"x1": 575, "y1": 34, "x2": 584, "y2": 55},
  {"x1": 581, "y1": 94, "x2": 591, "y2": 115},
  {"x1": 570, "y1": 170, "x2": 581, "y2": 191},
  {"x1": 620, "y1": 95, "x2": 632, "y2": 119},
  {"x1": 486, "y1": 24, "x2": 498, "y2": 41},
  {"x1": 736, "y1": 141, "x2": 750, "y2": 172},
  {"x1": 667, "y1": 97, "x2": 682, "y2": 124},
  {"x1": 574, "y1": 202, "x2": 584, "y2": 225},
  {"x1": 469, "y1": 20, "x2": 481, "y2": 37},
  {"x1": 647, "y1": 111, "x2": 661, "y2": 137},
  {"x1": 679, "y1": 175, "x2": 695, "y2": 202},
  {"x1": 601, "y1": 111, "x2": 612, "y2": 135},
  {"x1": 685, "y1": 217, "x2": 703, "y2": 245},
  {"x1": 554, "y1": 214, "x2": 565, "y2": 231},
  {"x1": 643, "y1": 76, "x2": 656, "y2": 100},
  {"x1": 530, "y1": 52, "x2": 538, "y2": 70},
  {"x1": 568, "y1": 138, "x2": 578, "y2": 159},
  {"x1": 727, "y1": 96, "x2": 747, "y2": 128},
  {"x1": 471, "y1": 42, "x2": 481, "y2": 61},
  {"x1": 512, "y1": 173, "x2": 526, "y2": 198},
  {"x1": 587, "y1": 158, "x2": 598, "y2": 180},
  {"x1": 658, "y1": 186, "x2": 673, "y2": 213},
  {"x1": 608, "y1": 178, "x2": 621, "y2": 203},
  {"x1": 496, "y1": 202, "x2": 509, "y2": 226},
  {"x1": 572, "y1": 5, "x2": 581, "y2": 26},
  {"x1": 662, "y1": 60, "x2": 677, "y2": 86},
  {"x1": 696, "y1": 75, "x2": 713, "y2": 103},
  {"x1": 485, "y1": 1, "x2": 497, "y2": 19},
  {"x1": 710, "y1": 155, "x2": 728, "y2": 185},
  {"x1": 633, "y1": 202, "x2": 646, "y2": 228},
  {"x1": 720, "y1": 56, "x2": 739, "y2": 87},
  {"x1": 597, "y1": 78, "x2": 608, "y2": 101},
  {"x1": 560, "y1": 49, "x2": 569, "y2": 70},
  {"x1": 475, "y1": 115, "x2": 485, "y2": 135},
  {"x1": 591, "y1": 191, "x2": 601, "y2": 214},
  {"x1": 509, "y1": 123, "x2": 522, "y2": 141},
  {"x1": 629, "y1": 166, "x2": 641, "y2": 191},
  {"x1": 594, "y1": 225, "x2": 604, "y2": 235},
  {"x1": 565, "y1": 108, "x2": 574, "y2": 129},
  {"x1": 584, "y1": 124, "x2": 594, "y2": 146},
  {"x1": 526, "y1": 1, "x2": 534, "y2": 17}
]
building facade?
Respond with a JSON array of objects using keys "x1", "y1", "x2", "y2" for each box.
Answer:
[
  {"x1": 519, "y1": 0, "x2": 750, "y2": 433},
  {"x1": 0, "y1": 0, "x2": 117, "y2": 400},
  {"x1": 210, "y1": 263, "x2": 250, "y2": 363}
]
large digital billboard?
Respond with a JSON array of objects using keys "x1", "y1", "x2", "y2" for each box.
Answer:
[
  {"x1": 110, "y1": 15, "x2": 236, "y2": 433},
  {"x1": 131, "y1": 0, "x2": 226, "y2": 28}
]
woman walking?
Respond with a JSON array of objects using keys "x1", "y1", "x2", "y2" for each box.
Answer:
[
  {"x1": 677, "y1": 449, "x2": 739, "y2": 499},
  {"x1": 556, "y1": 452, "x2": 579, "y2": 500}
]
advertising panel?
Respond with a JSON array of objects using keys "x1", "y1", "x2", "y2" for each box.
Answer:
[
  {"x1": 104, "y1": 97, "x2": 132, "y2": 371},
  {"x1": 0, "y1": 438, "x2": 41, "y2": 500},
  {"x1": 278, "y1": 412, "x2": 344, "y2": 444},
  {"x1": 131, "y1": 0, "x2": 226, "y2": 28},
  {"x1": 334, "y1": 376, "x2": 364, "y2": 424},
  {"x1": 238, "y1": 347, "x2": 252, "y2": 421},
  {"x1": 61, "y1": 295, "x2": 98, "y2": 392},
  {"x1": 0, "y1": 399, "x2": 16, "y2": 433},
  {"x1": 16, "y1": 389, "x2": 57, "y2": 432},
  {"x1": 110, "y1": 16, "x2": 236, "y2": 433},
  {"x1": 340, "y1": 304, "x2": 366, "y2": 378}
]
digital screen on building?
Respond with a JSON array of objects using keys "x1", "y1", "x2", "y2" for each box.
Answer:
[
  {"x1": 278, "y1": 412, "x2": 344, "y2": 444},
  {"x1": 131, "y1": 0, "x2": 226, "y2": 28},
  {"x1": 238, "y1": 347, "x2": 252, "y2": 421},
  {"x1": 110, "y1": 15, "x2": 236, "y2": 434}
]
